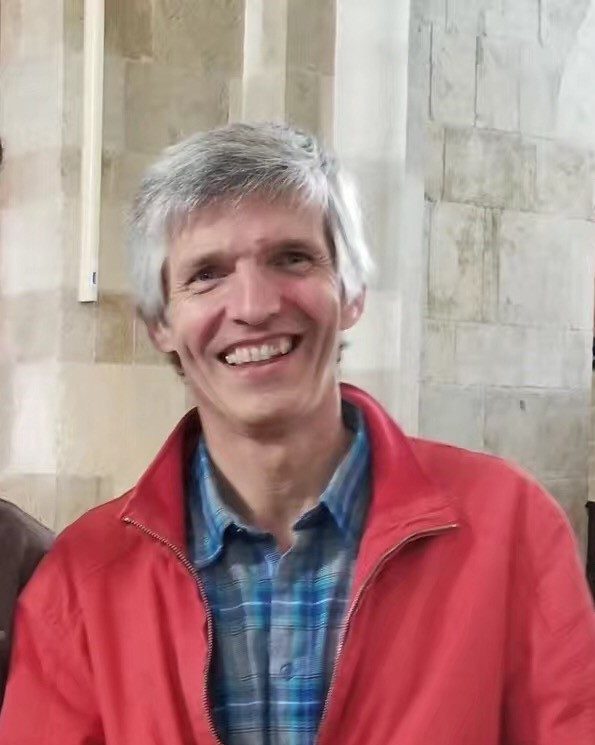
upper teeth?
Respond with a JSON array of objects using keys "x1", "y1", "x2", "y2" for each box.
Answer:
[{"x1": 224, "y1": 337, "x2": 292, "y2": 365}]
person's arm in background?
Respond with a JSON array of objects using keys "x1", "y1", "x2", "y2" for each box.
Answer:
[{"x1": 0, "y1": 498, "x2": 53, "y2": 707}]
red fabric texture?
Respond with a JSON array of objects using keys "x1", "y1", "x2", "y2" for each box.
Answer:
[{"x1": 1, "y1": 384, "x2": 594, "y2": 744}]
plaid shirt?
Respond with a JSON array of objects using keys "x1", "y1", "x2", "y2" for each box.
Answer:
[{"x1": 187, "y1": 402, "x2": 370, "y2": 745}]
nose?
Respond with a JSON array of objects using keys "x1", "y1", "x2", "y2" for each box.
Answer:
[{"x1": 227, "y1": 261, "x2": 281, "y2": 326}]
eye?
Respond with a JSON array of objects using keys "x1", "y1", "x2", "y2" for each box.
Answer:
[
  {"x1": 187, "y1": 265, "x2": 228, "y2": 290},
  {"x1": 272, "y1": 249, "x2": 313, "y2": 272}
]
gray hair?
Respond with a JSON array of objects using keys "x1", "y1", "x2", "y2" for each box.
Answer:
[{"x1": 127, "y1": 122, "x2": 374, "y2": 322}]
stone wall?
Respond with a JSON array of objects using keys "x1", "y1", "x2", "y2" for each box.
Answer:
[
  {"x1": 0, "y1": 0, "x2": 243, "y2": 530},
  {"x1": 412, "y1": 0, "x2": 595, "y2": 544}
]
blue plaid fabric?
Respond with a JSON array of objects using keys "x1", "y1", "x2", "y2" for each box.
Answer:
[{"x1": 187, "y1": 401, "x2": 370, "y2": 745}]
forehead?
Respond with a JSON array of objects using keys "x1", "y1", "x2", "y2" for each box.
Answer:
[{"x1": 168, "y1": 196, "x2": 330, "y2": 261}]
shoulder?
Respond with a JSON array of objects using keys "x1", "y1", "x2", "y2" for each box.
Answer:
[
  {"x1": 407, "y1": 436, "x2": 579, "y2": 568},
  {"x1": 0, "y1": 499, "x2": 54, "y2": 584}
]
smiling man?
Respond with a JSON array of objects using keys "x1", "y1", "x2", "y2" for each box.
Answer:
[{"x1": 1, "y1": 123, "x2": 594, "y2": 744}]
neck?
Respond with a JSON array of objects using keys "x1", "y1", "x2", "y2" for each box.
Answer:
[{"x1": 200, "y1": 390, "x2": 351, "y2": 552}]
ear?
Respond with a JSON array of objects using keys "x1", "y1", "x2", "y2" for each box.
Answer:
[
  {"x1": 340, "y1": 290, "x2": 365, "y2": 331},
  {"x1": 146, "y1": 313, "x2": 176, "y2": 354}
]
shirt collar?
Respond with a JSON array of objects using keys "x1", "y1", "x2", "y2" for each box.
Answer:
[{"x1": 187, "y1": 401, "x2": 370, "y2": 569}]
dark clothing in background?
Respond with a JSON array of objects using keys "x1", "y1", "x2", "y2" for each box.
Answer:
[{"x1": 0, "y1": 499, "x2": 53, "y2": 706}]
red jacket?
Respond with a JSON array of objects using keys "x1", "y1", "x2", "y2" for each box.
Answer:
[{"x1": 1, "y1": 385, "x2": 594, "y2": 744}]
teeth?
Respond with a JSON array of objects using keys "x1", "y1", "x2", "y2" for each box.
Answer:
[{"x1": 224, "y1": 337, "x2": 294, "y2": 366}]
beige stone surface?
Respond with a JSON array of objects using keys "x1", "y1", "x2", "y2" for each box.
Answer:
[
  {"x1": 496, "y1": 211, "x2": 595, "y2": 329},
  {"x1": 454, "y1": 324, "x2": 590, "y2": 389},
  {"x1": 1, "y1": 57, "x2": 63, "y2": 155},
  {"x1": 419, "y1": 383, "x2": 484, "y2": 449},
  {"x1": 60, "y1": 290, "x2": 97, "y2": 363},
  {"x1": 534, "y1": 140, "x2": 595, "y2": 220},
  {"x1": 428, "y1": 201, "x2": 485, "y2": 321},
  {"x1": 152, "y1": 0, "x2": 244, "y2": 75},
  {"x1": 0, "y1": 148, "x2": 62, "y2": 206},
  {"x1": 133, "y1": 318, "x2": 167, "y2": 365},
  {"x1": 95, "y1": 293, "x2": 135, "y2": 364},
  {"x1": 124, "y1": 61, "x2": 229, "y2": 153},
  {"x1": 424, "y1": 122, "x2": 445, "y2": 202},
  {"x1": 105, "y1": 0, "x2": 154, "y2": 60},
  {"x1": 476, "y1": 36, "x2": 520, "y2": 131},
  {"x1": 0, "y1": 475, "x2": 57, "y2": 529},
  {"x1": 519, "y1": 44, "x2": 560, "y2": 137},
  {"x1": 484, "y1": 388, "x2": 589, "y2": 481},
  {"x1": 9, "y1": 362, "x2": 60, "y2": 474},
  {"x1": 445, "y1": 0, "x2": 500, "y2": 34},
  {"x1": 444, "y1": 128, "x2": 536, "y2": 210},
  {"x1": 1, "y1": 291, "x2": 61, "y2": 361},
  {"x1": 55, "y1": 474, "x2": 102, "y2": 530},
  {"x1": 286, "y1": 0, "x2": 336, "y2": 75},
  {"x1": 1, "y1": 199, "x2": 64, "y2": 294},
  {"x1": 60, "y1": 363, "x2": 187, "y2": 494},
  {"x1": 285, "y1": 70, "x2": 327, "y2": 138},
  {"x1": 421, "y1": 319, "x2": 457, "y2": 383},
  {"x1": 431, "y1": 28, "x2": 476, "y2": 127},
  {"x1": 0, "y1": 0, "x2": 63, "y2": 64}
]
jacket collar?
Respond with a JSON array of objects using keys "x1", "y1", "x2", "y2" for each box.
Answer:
[{"x1": 119, "y1": 384, "x2": 460, "y2": 570}]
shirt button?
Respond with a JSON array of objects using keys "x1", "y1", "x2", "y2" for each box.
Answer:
[{"x1": 280, "y1": 662, "x2": 293, "y2": 680}]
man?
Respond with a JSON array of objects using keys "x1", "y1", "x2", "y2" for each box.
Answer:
[
  {"x1": 1, "y1": 122, "x2": 594, "y2": 744},
  {"x1": 0, "y1": 498, "x2": 52, "y2": 707}
]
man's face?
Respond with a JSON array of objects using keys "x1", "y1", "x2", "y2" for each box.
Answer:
[{"x1": 151, "y1": 196, "x2": 363, "y2": 432}]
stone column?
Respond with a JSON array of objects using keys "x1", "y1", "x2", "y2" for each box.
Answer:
[{"x1": 334, "y1": 0, "x2": 425, "y2": 433}]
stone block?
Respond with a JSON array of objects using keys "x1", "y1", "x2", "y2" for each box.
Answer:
[
  {"x1": 134, "y1": 317, "x2": 167, "y2": 365},
  {"x1": 428, "y1": 201, "x2": 485, "y2": 321},
  {"x1": 60, "y1": 362, "x2": 186, "y2": 494},
  {"x1": 98, "y1": 202, "x2": 130, "y2": 294},
  {"x1": 0, "y1": 57, "x2": 63, "y2": 155},
  {"x1": 60, "y1": 289, "x2": 97, "y2": 363},
  {"x1": 342, "y1": 289, "x2": 403, "y2": 373},
  {"x1": 484, "y1": 388, "x2": 589, "y2": 480},
  {"x1": 455, "y1": 324, "x2": 591, "y2": 389},
  {"x1": 1, "y1": 291, "x2": 61, "y2": 362},
  {"x1": 0, "y1": 475, "x2": 57, "y2": 530},
  {"x1": 103, "y1": 54, "x2": 126, "y2": 152},
  {"x1": 412, "y1": 0, "x2": 446, "y2": 25},
  {"x1": 424, "y1": 122, "x2": 445, "y2": 202},
  {"x1": 0, "y1": 0, "x2": 63, "y2": 64},
  {"x1": 55, "y1": 474, "x2": 101, "y2": 530},
  {"x1": 124, "y1": 61, "x2": 229, "y2": 153},
  {"x1": 431, "y1": 28, "x2": 476, "y2": 127},
  {"x1": 95, "y1": 293, "x2": 135, "y2": 364},
  {"x1": 540, "y1": 0, "x2": 592, "y2": 56},
  {"x1": 419, "y1": 383, "x2": 484, "y2": 450},
  {"x1": 421, "y1": 319, "x2": 457, "y2": 383},
  {"x1": 10, "y1": 361, "x2": 60, "y2": 473},
  {"x1": 0, "y1": 148, "x2": 62, "y2": 206},
  {"x1": 287, "y1": 0, "x2": 336, "y2": 75},
  {"x1": 152, "y1": 0, "x2": 243, "y2": 75},
  {"x1": 444, "y1": 128, "x2": 536, "y2": 209},
  {"x1": 446, "y1": 0, "x2": 501, "y2": 34},
  {"x1": 285, "y1": 70, "x2": 327, "y2": 139},
  {"x1": 105, "y1": 0, "x2": 153, "y2": 60},
  {"x1": 534, "y1": 140, "x2": 595, "y2": 220},
  {"x1": 484, "y1": 0, "x2": 540, "y2": 40},
  {"x1": 0, "y1": 199, "x2": 64, "y2": 293},
  {"x1": 496, "y1": 211, "x2": 595, "y2": 329},
  {"x1": 519, "y1": 44, "x2": 561, "y2": 137},
  {"x1": 476, "y1": 36, "x2": 520, "y2": 132}
]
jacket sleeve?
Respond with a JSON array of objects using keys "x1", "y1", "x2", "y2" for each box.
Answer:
[
  {"x1": 0, "y1": 567, "x2": 104, "y2": 744},
  {"x1": 503, "y1": 484, "x2": 595, "y2": 744}
]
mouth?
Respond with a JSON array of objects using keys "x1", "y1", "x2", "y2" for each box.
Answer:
[{"x1": 218, "y1": 335, "x2": 301, "y2": 367}]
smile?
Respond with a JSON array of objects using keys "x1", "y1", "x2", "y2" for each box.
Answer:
[{"x1": 221, "y1": 336, "x2": 298, "y2": 366}]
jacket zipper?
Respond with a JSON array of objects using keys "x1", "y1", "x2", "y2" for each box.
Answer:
[
  {"x1": 121, "y1": 516, "x2": 223, "y2": 745},
  {"x1": 315, "y1": 522, "x2": 458, "y2": 745}
]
